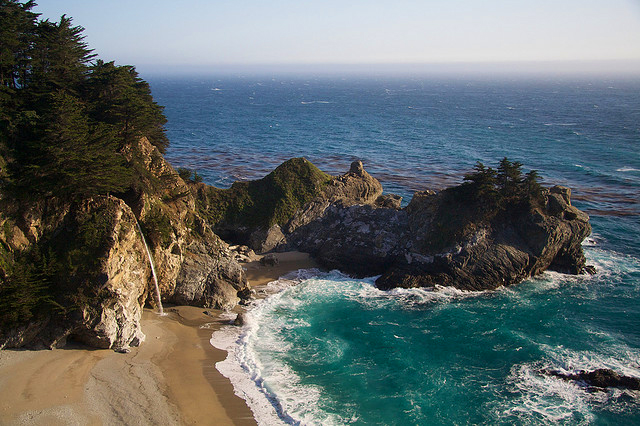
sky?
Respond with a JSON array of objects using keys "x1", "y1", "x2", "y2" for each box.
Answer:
[{"x1": 33, "y1": 0, "x2": 640, "y2": 76}]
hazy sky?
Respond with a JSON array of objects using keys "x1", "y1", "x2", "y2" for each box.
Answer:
[{"x1": 33, "y1": 0, "x2": 640, "y2": 75}]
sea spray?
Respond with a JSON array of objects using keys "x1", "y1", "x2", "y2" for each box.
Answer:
[{"x1": 135, "y1": 220, "x2": 164, "y2": 315}]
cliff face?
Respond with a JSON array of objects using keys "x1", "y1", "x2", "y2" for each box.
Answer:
[
  {"x1": 120, "y1": 137, "x2": 248, "y2": 309},
  {"x1": 0, "y1": 137, "x2": 248, "y2": 350},
  {"x1": 0, "y1": 196, "x2": 148, "y2": 349}
]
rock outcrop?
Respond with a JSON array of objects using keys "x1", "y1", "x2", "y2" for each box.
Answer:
[
  {"x1": 0, "y1": 196, "x2": 148, "y2": 349},
  {"x1": 271, "y1": 162, "x2": 591, "y2": 292},
  {"x1": 0, "y1": 137, "x2": 249, "y2": 350},
  {"x1": 121, "y1": 137, "x2": 249, "y2": 310},
  {"x1": 374, "y1": 185, "x2": 591, "y2": 291},
  {"x1": 544, "y1": 368, "x2": 640, "y2": 391}
]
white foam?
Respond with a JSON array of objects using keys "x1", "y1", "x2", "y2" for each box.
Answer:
[
  {"x1": 584, "y1": 246, "x2": 640, "y2": 278},
  {"x1": 499, "y1": 362, "x2": 596, "y2": 424},
  {"x1": 211, "y1": 269, "x2": 352, "y2": 425},
  {"x1": 495, "y1": 344, "x2": 640, "y2": 423},
  {"x1": 617, "y1": 167, "x2": 640, "y2": 172}
]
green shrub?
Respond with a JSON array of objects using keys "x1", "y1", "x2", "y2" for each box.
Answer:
[{"x1": 140, "y1": 205, "x2": 173, "y2": 249}]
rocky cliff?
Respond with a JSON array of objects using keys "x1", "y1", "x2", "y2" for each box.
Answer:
[{"x1": 0, "y1": 137, "x2": 248, "y2": 350}]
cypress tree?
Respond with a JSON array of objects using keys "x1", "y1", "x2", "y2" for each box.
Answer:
[{"x1": 85, "y1": 60, "x2": 168, "y2": 152}]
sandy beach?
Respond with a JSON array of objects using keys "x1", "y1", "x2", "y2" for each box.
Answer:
[{"x1": 0, "y1": 252, "x2": 318, "y2": 425}]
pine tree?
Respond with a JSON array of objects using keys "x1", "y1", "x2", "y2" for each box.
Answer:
[
  {"x1": 16, "y1": 90, "x2": 132, "y2": 200},
  {"x1": 0, "y1": 0, "x2": 38, "y2": 90},
  {"x1": 29, "y1": 15, "x2": 95, "y2": 96},
  {"x1": 523, "y1": 169, "x2": 544, "y2": 203},
  {"x1": 0, "y1": 0, "x2": 38, "y2": 138}
]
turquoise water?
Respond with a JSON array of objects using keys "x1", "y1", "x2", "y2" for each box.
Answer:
[{"x1": 149, "y1": 75, "x2": 640, "y2": 424}]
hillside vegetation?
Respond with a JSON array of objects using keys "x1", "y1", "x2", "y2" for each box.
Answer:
[{"x1": 0, "y1": 0, "x2": 170, "y2": 331}]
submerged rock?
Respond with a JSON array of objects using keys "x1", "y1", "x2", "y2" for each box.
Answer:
[{"x1": 544, "y1": 368, "x2": 640, "y2": 391}]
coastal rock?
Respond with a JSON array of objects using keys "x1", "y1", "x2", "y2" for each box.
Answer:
[
  {"x1": 0, "y1": 196, "x2": 148, "y2": 350},
  {"x1": 375, "y1": 194, "x2": 403, "y2": 209},
  {"x1": 377, "y1": 186, "x2": 591, "y2": 290},
  {"x1": 275, "y1": 161, "x2": 591, "y2": 291},
  {"x1": 0, "y1": 151, "x2": 592, "y2": 349},
  {"x1": 286, "y1": 202, "x2": 409, "y2": 276},
  {"x1": 544, "y1": 368, "x2": 640, "y2": 391},
  {"x1": 70, "y1": 197, "x2": 148, "y2": 350},
  {"x1": 234, "y1": 312, "x2": 247, "y2": 326},
  {"x1": 322, "y1": 160, "x2": 383, "y2": 205},
  {"x1": 172, "y1": 239, "x2": 248, "y2": 310},
  {"x1": 122, "y1": 136, "x2": 250, "y2": 310},
  {"x1": 260, "y1": 253, "x2": 280, "y2": 266},
  {"x1": 1, "y1": 137, "x2": 249, "y2": 350},
  {"x1": 192, "y1": 157, "x2": 333, "y2": 250},
  {"x1": 249, "y1": 224, "x2": 286, "y2": 254},
  {"x1": 284, "y1": 160, "x2": 384, "y2": 235}
]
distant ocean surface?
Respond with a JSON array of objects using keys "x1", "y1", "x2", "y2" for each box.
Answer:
[{"x1": 149, "y1": 75, "x2": 640, "y2": 425}]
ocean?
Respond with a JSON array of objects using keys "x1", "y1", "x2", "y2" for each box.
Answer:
[{"x1": 149, "y1": 74, "x2": 640, "y2": 425}]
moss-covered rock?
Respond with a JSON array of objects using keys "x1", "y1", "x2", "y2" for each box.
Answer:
[{"x1": 195, "y1": 157, "x2": 332, "y2": 231}]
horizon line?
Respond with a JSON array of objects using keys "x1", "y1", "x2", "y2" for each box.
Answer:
[{"x1": 132, "y1": 59, "x2": 640, "y2": 77}]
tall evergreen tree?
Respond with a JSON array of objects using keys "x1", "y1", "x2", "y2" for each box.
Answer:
[
  {"x1": 85, "y1": 60, "x2": 168, "y2": 152},
  {"x1": 0, "y1": 0, "x2": 38, "y2": 90},
  {"x1": 497, "y1": 157, "x2": 524, "y2": 197},
  {"x1": 0, "y1": 0, "x2": 38, "y2": 138},
  {"x1": 17, "y1": 90, "x2": 132, "y2": 199},
  {"x1": 28, "y1": 15, "x2": 95, "y2": 103},
  {"x1": 463, "y1": 161, "x2": 498, "y2": 202}
]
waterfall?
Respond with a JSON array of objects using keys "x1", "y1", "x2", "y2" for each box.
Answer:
[{"x1": 135, "y1": 220, "x2": 164, "y2": 315}]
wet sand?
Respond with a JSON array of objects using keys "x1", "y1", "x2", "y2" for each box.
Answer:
[{"x1": 0, "y1": 251, "x2": 318, "y2": 425}]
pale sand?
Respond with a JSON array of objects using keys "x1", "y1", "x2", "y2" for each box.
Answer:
[
  {"x1": 0, "y1": 251, "x2": 318, "y2": 425},
  {"x1": 243, "y1": 251, "x2": 319, "y2": 287}
]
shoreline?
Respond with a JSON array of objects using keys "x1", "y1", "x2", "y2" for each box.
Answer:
[{"x1": 0, "y1": 251, "x2": 318, "y2": 425}]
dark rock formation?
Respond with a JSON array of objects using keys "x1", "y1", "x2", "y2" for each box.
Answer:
[
  {"x1": 375, "y1": 184, "x2": 591, "y2": 291},
  {"x1": 544, "y1": 368, "x2": 640, "y2": 391},
  {"x1": 260, "y1": 253, "x2": 280, "y2": 267},
  {"x1": 273, "y1": 162, "x2": 591, "y2": 292},
  {"x1": 286, "y1": 202, "x2": 409, "y2": 276}
]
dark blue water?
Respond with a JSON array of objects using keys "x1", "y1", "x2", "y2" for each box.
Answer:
[{"x1": 149, "y1": 75, "x2": 640, "y2": 425}]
